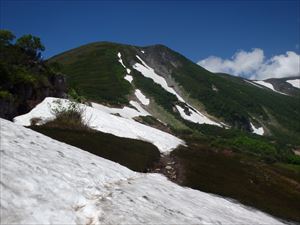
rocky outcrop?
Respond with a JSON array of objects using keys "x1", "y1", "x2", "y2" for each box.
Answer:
[{"x1": 0, "y1": 74, "x2": 66, "y2": 120}]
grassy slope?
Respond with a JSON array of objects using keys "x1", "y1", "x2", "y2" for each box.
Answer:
[
  {"x1": 172, "y1": 143, "x2": 300, "y2": 222},
  {"x1": 49, "y1": 42, "x2": 300, "y2": 144},
  {"x1": 45, "y1": 42, "x2": 300, "y2": 222},
  {"x1": 48, "y1": 42, "x2": 133, "y2": 104},
  {"x1": 170, "y1": 51, "x2": 300, "y2": 142},
  {"x1": 31, "y1": 126, "x2": 160, "y2": 172},
  {"x1": 48, "y1": 41, "x2": 300, "y2": 160}
]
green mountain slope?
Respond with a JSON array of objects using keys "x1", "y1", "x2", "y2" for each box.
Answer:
[
  {"x1": 48, "y1": 42, "x2": 133, "y2": 104},
  {"x1": 48, "y1": 42, "x2": 300, "y2": 145},
  {"x1": 46, "y1": 42, "x2": 300, "y2": 222},
  {"x1": 264, "y1": 76, "x2": 300, "y2": 96}
]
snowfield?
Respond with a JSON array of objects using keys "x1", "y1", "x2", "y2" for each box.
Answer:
[
  {"x1": 117, "y1": 52, "x2": 126, "y2": 68},
  {"x1": 1, "y1": 119, "x2": 285, "y2": 225},
  {"x1": 124, "y1": 74, "x2": 133, "y2": 83},
  {"x1": 133, "y1": 55, "x2": 222, "y2": 126},
  {"x1": 176, "y1": 105, "x2": 221, "y2": 126},
  {"x1": 135, "y1": 89, "x2": 150, "y2": 105},
  {"x1": 13, "y1": 97, "x2": 183, "y2": 153},
  {"x1": 118, "y1": 52, "x2": 134, "y2": 84},
  {"x1": 286, "y1": 79, "x2": 300, "y2": 89},
  {"x1": 253, "y1": 80, "x2": 287, "y2": 95},
  {"x1": 133, "y1": 55, "x2": 185, "y2": 102},
  {"x1": 250, "y1": 122, "x2": 264, "y2": 136},
  {"x1": 91, "y1": 101, "x2": 149, "y2": 119},
  {"x1": 245, "y1": 79, "x2": 263, "y2": 88}
]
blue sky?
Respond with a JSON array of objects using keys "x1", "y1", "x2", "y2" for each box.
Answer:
[{"x1": 1, "y1": 0, "x2": 299, "y2": 65}]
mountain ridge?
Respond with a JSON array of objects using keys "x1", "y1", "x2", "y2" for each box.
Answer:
[
  {"x1": 2, "y1": 39, "x2": 300, "y2": 222},
  {"x1": 48, "y1": 41, "x2": 300, "y2": 145}
]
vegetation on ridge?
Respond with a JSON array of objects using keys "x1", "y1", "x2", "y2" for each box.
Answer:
[{"x1": 0, "y1": 30, "x2": 66, "y2": 119}]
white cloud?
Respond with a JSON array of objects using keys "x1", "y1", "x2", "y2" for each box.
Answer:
[{"x1": 198, "y1": 49, "x2": 300, "y2": 80}]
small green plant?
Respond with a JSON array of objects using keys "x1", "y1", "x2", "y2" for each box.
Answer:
[
  {"x1": 68, "y1": 88, "x2": 86, "y2": 103},
  {"x1": 0, "y1": 90, "x2": 13, "y2": 101},
  {"x1": 46, "y1": 99, "x2": 90, "y2": 130}
]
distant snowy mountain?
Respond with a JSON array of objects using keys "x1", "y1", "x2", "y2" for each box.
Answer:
[
  {"x1": 49, "y1": 42, "x2": 300, "y2": 140},
  {"x1": 249, "y1": 77, "x2": 300, "y2": 95},
  {"x1": 0, "y1": 119, "x2": 285, "y2": 224}
]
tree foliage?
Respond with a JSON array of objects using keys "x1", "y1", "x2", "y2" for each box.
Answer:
[
  {"x1": 0, "y1": 30, "x2": 16, "y2": 46},
  {"x1": 16, "y1": 34, "x2": 45, "y2": 58}
]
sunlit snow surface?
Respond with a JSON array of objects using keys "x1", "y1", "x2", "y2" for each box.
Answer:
[
  {"x1": 135, "y1": 89, "x2": 150, "y2": 105},
  {"x1": 117, "y1": 52, "x2": 126, "y2": 68},
  {"x1": 286, "y1": 79, "x2": 300, "y2": 89},
  {"x1": 1, "y1": 119, "x2": 285, "y2": 225},
  {"x1": 133, "y1": 55, "x2": 185, "y2": 102},
  {"x1": 91, "y1": 101, "x2": 149, "y2": 119},
  {"x1": 250, "y1": 122, "x2": 264, "y2": 136},
  {"x1": 176, "y1": 105, "x2": 221, "y2": 126},
  {"x1": 133, "y1": 55, "x2": 222, "y2": 126},
  {"x1": 253, "y1": 80, "x2": 287, "y2": 95},
  {"x1": 118, "y1": 52, "x2": 134, "y2": 84},
  {"x1": 245, "y1": 80, "x2": 263, "y2": 88},
  {"x1": 124, "y1": 74, "x2": 133, "y2": 83},
  {"x1": 13, "y1": 97, "x2": 183, "y2": 153}
]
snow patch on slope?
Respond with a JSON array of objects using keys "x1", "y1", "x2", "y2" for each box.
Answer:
[
  {"x1": 176, "y1": 105, "x2": 221, "y2": 126},
  {"x1": 253, "y1": 80, "x2": 276, "y2": 90},
  {"x1": 133, "y1": 55, "x2": 184, "y2": 102},
  {"x1": 250, "y1": 122, "x2": 264, "y2": 136},
  {"x1": 13, "y1": 97, "x2": 183, "y2": 153},
  {"x1": 253, "y1": 80, "x2": 287, "y2": 95},
  {"x1": 129, "y1": 100, "x2": 150, "y2": 116},
  {"x1": 133, "y1": 55, "x2": 222, "y2": 126},
  {"x1": 117, "y1": 52, "x2": 126, "y2": 68},
  {"x1": 91, "y1": 101, "x2": 149, "y2": 119},
  {"x1": 135, "y1": 89, "x2": 150, "y2": 105},
  {"x1": 1, "y1": 119, "x2": 285, "y2": 225},
  {"x1": 245, "y1": 80, "x2": 263, "y2": 88},
  {"x1": 286, "y1": 79, "x2": 300, "y2": 89},
  {"x1": 118, "y1": 52, "x2": 133, "y2": 84},
  {"x1": 124, "y1": 75, "x2": 133, "y2": 83}
]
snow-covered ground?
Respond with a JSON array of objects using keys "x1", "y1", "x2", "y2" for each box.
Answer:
[
  {"x1": 253, "y1": 80, "x2": 275, "y2": 90},
  {"x1": 117, "y1": 52, "x2": 126, "y2": 68},
  {"x1": 91, "y1": 101, "x2": 149, "y2": 119},
  {"x1": 250, "y1": 122, "x2": 264, "y2": 136},
  {"x1": 176, "y1": 105, "x2": 221, "y2": 126},
  {"x1": 135, "y1": 89, "x2": 150, "y2": 105},
  {"x1": 118, "y1": 52, "x2": 134, "y2": 84},
  {"x1": 245, "y1": 79, "x2": 263, "y2": 88},
  {"x1": 13, "y1": 97, "x2": 183, "y2": 153},
  {"x1": 133, "y1": 55, "x2": 185, "y2": 102},
  {"x1": 133, "y1": 55, "x2": 222, "y2": 126},
  {"x1": 286, "y1": 78, "x2": 300, "y2": 89},
  {"x1": 129, "y1": 100, "x2": 150, "y2": 116},
  {"x1": 124, "y1": 74, "x2": 133, "y2": 83},
  {"x1": 253, "y1": 80, "x2": 287, "y2": 95},
  {"x1": 1, "y1": 119, "x2": 285, "y2": 225}
]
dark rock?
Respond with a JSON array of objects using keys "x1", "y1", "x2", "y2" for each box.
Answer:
[{"x1": 0, "y1": 74, "x2": 67, "y2": 121}]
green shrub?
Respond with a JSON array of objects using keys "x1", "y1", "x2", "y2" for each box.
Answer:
[
  {"x1": 287, "y1": 154, "x2": 300, "y2": 165},
  {"x1": 13, "y1": 66, "x2": 37, "y2": 85},
  {"x1": 68, "y1": 88, "x2": 86, "y2": 103},
  {"x1": 45, "y1": 99, "x2": 89, "y2": 130},
  {"x1": 0, "y1": 90, "x2": 13, "y2": 100}
]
